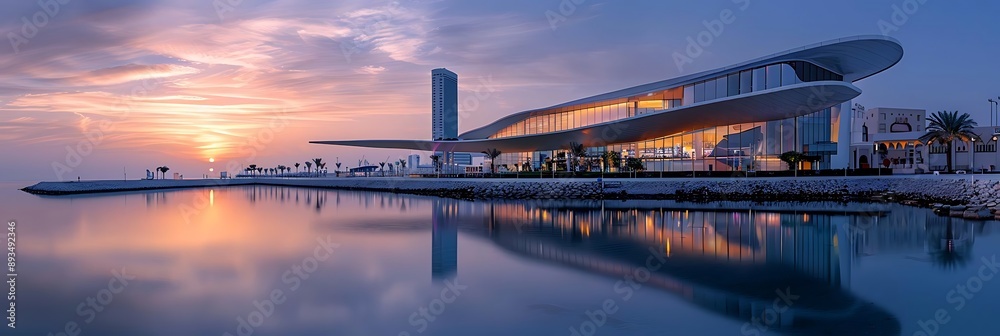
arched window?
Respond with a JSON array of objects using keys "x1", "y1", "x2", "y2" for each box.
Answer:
[{"x1": 862, "y1": 124, "x2": 869, "y2": 142}]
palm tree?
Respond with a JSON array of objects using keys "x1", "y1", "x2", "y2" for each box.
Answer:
[
  {"x1": 482, "y1": 148, "x2": 502, "y2": 175},
  {"x1": 398, "y1": 159, "x2": 407, "y2": 175},
  {"x1": 569, "y1": 142, "x2": 587, "y2": 173},
  {"x1": 378, "y1": 162, "x2": 386, "y2": 176},
  {"x1": 160, "y1": 166, "x2": 170, "y2": 179},
  {"x1": 319, "y1": 163, "x2": 327, "y2": 175},
  {"x1": 926, "y1": 217, "x2": 972, "y2": 270},
  {"x1": 256, "y1": 167, "x2": 263, "y2": 176},
  {"x1": 919, "y1": 110, "x2": 978, "y2": 172},
  {"x1": 600, "y1": 151, "x2": 621, "y2": 172},
  {"x1": 304, "y1": 161, "x2": 312, "y2": 175},
  {"x1": 248, "y1": 164, "x2": 258, "y2": 177},
  {"x1": 312, "y1": 158, "x2": 324, "y2": 175},
  {"x1": 294, "y1": 162, "x2": 300, "y2": 173},
  {"x1": 625, "y1": 157, "x2": 644, "y2": 172},
  {"x1": 335, "y1": 162, "x2": 341, "y2": 173}
]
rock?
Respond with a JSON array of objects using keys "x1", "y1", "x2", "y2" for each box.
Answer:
[{"x1": 965, "y1": 208, "x2": 993, "y2": 220}]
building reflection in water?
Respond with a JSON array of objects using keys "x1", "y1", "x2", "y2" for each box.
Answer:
[
  {"x1": 432, "y1": 198, "x2": 458, "y2": 280},
  {"x1": 415, "y1": 199, "x2": 992, "y2": 336},
  {"x1": 240, "y1": 188, "x2": 994, "y2": 335}
]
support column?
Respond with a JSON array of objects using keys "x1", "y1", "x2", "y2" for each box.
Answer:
[{"x1": 830, "y1": 100, "x2": 852, "y2": 169}]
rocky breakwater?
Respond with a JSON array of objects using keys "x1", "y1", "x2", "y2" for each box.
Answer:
[
  {"x1": 397, "y1": 181, "x2": 603, "y2": 200},
  {"x1": 396, "y1": 177, "x2": 974, "y2": 206},
  {"x1": 931, "y1": 178, "x2": 1000, "y2": 220},
  {"x1": 611, "y1": 177, "x2": 970, "y2": 204}
]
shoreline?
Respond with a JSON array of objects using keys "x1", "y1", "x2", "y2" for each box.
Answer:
[{"x1": 20, "y1": 175, "x2": 978, "y2": 206}]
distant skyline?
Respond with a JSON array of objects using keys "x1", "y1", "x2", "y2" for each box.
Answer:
[{"x1": 2, "y1": 0, "x2": 998, "y2": 181}]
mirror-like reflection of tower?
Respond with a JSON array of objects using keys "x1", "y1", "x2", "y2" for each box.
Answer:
[{"x1": 432, "y1": 199, "x2": 458, "y2": 280}]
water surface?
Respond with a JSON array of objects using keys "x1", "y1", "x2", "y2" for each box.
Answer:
[{"x1": 5, "y1": 182, "x2": 999, "y2": 335}]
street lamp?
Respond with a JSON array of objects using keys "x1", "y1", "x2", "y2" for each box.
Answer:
[
  {"x1": 990, "y1": 97, "x2": 1000, "y2": 126},
  {"x1": 990, "y1": 99, "x2": 998, "y2": 127},
  {"x1": 970, "y1": 136, "x2": 977, "y2": 174}
]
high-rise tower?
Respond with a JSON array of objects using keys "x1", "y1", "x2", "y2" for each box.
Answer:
[{"x1": 432, "y1": 68, "x2": 458, "y2": 140}]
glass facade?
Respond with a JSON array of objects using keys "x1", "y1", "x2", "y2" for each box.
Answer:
[{"x1": 487, "y1": 61, "x2": 843, "y2": 172}]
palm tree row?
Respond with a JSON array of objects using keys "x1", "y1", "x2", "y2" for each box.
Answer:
[{"x1": 239, "y1": 158, "x2": 333, "y2": 177}]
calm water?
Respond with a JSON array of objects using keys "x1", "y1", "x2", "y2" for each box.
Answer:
[{"x1": 4, "y1": 182, "x2": 1000, "y2": 336}]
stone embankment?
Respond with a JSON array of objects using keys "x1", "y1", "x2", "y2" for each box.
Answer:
[{"x1": 930, "y1": 178, "x2": 1000, "y2": 221}]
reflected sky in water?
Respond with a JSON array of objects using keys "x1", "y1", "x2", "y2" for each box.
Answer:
[{"x1": 5, "y1": 182, "x2": 1000, "y2": 336}]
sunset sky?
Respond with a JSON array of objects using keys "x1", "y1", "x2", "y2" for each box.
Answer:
[{"x1": 2, "y1": 0, "x2": 998, "y2": 181}]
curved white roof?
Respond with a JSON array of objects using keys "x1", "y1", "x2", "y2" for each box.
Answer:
[
  {"x1": 458, "y1": 35, "x2": 902, "y2": 140},
  {"x1": 313, "y1": 35, "x2": 901, "y2": 153}
]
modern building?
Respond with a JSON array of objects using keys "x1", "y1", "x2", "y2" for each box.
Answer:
[
  {"x1": 452, "y1": 152, "x2": 472, "y2": 166},
  {"x1": 432, "y1": 68, "x2": 459, "y2": 140},
  {"x1": 314, "y1": 36, "x2": 903, "y2": 172},
  {"x1": 431, "y1": 68, "x2": 465, "y2": 167},
  {"x1": 407, "y1": 154, "x2": 421, "y2": 173}
]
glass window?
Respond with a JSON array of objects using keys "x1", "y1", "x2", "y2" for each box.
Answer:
[
  {"x1": 792, "y1": 61, "x2": 805, "y2": 81},
  {"x1": 753, "y1": 67, "x2": 766, "y2": 91},
  {"x1": 694, "y1": 82, "x2": 705, "y2": 102},
  {"x1": 683, "y1": 85, "x2": 694, "y2": 105},
  {"x1": 766, "y1": 65, "x2": 781, "y2": 89},
  {"x1": 739, "y1": 70, "x2": 752, "y2": 94},
  {"x1": 716, "y1": 77, "x2": 727, "y2": 98},
  {"x1": 704, "y1": 80, "x2": 716, "y2": 101},
  {"x1": 781, "y1": 64, "x2": 798, "y2": 86},
  {"x1": 728, "y1": 73, "x2": 740, "y2": 97}
]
